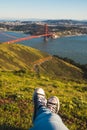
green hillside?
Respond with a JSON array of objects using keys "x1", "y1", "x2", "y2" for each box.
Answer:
[
  {"x1": 0, "y1": 44, "x2": 49, "y2": 71},
  {"x1": 0, "y1": 44, "x2": 85, "y2": 81},
  {"x1": 39, "y1": 56, "x2": 84, "y2": 81},
  {"x1": 0, "y1": 44, "x2": 87, "y2": 130}
]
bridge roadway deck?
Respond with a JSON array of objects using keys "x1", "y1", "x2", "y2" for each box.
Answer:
[{"x1": 2, "y1": 33, "x2": 52, "y2": 44}]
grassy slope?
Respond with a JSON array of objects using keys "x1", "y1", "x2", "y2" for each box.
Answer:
[
  {"x1": 0, "y1": 44, "x2": 49, "y2": 71},
  {"x1": 0, "y1": 44, "x2": 87, "y2": 130},
  {"x1": 0, "y1": 71, "x2": 87, "y2": 130},
  {"x1": 40, "y1": 56, "x2": 84, "y2": 82},
  {"x1": 0, "y1": 44, "x2": 85, "y2": 81}
]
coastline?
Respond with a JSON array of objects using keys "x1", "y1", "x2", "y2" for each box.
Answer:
[
  {"x1": 55, "y1": 33, "x2": 87, "y2": 39},
  {"x1": 1, "y1": 29, "x2": 87, "y2": 39}
]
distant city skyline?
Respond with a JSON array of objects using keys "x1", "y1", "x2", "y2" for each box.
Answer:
[{"x1": 0, "y1": 0, "x2": 87, "y2": 20}]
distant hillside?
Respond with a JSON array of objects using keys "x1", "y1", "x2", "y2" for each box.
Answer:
[
  {"x1": 0, "y1": 44, "x2": 49, "y2": 71},
  {"x1": 0, "y1": 43, "x2": 86, "y2": 81},
  {"x1": 39, "y1": 56, "x2": 84, "y2": 81},
  {"x1": 43, "y1": 19, "x2": 87, "y2": 25}
]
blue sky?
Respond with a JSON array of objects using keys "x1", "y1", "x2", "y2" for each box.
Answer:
[{"x1": 0, "y1": 0, "x2": 87, "y2": 20}]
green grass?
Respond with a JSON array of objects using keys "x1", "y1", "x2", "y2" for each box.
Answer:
[
  {"x1": 0, "y1": 70, "x2": 87, "y2": 130},
  {"x1": 0, "y1": 44, "x2": 87, "y2": 130}
]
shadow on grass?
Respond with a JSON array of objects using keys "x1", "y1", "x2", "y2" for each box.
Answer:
[{"x1": 0, "y1": 124, "x2": 25, "y2": 130}]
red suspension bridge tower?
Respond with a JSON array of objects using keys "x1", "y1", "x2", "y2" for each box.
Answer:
[{"x1": 44, "y1": 24, "x2": 49, "y2": 41}]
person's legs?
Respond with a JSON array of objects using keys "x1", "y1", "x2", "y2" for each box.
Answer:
[
  {"x1": 32, "y1": 88, "x2": 47, "y2": 123},
  {"x1": 30, "y1": 88, "x2": 69, "y2": 130},
  {"x1": 46, "y1": 96, "x2": 69, "y2": 130}
]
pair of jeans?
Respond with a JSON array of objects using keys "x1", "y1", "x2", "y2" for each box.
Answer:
[{"x1": 30, "y1": 106, "x2": 69, "y2": 130}]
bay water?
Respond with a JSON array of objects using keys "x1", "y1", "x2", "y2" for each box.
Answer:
[{"x1": 0, "y1": 31, "x2": 87, "y2": 64}]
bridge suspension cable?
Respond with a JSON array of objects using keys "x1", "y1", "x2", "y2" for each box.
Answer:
[{"x1": 2, "y1": 33, "x2": 52, "y2": 44}]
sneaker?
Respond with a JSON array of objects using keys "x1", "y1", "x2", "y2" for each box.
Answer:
[
  {"x1": 32, "y1": 88, "x2": 47, "y2": 122},
  {"x1": 47, "y1": 96, "x2": 60, "y2": 114}
]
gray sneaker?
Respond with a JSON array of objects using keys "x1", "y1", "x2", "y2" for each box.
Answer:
[
  {"x1": 33, "y1": 88, "x2": 47, "y2": 122},
  {"x1": 47, "y1": 96, "x2": 60, "y2": 113}
]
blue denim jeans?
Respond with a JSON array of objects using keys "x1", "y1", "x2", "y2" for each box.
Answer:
[{"x1": 30, "y1": 106, "x2": 69, "y2": 130}]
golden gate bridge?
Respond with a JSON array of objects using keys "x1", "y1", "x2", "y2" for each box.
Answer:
[{"x1": 1, "y1": 24, "x2": 53, "y2": 44}]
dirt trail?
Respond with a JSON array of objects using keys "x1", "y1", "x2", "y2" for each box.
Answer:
[{"x1": 33, "y1": 56, "x2": 52, "y2": 66}]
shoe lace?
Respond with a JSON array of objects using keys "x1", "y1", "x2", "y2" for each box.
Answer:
[
  {"x1": 36, "y1": 94, "x2": 47, "y2": 108},
  {"x1": 47, "y1": 102, "x2": 57, "y2": 113}
]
